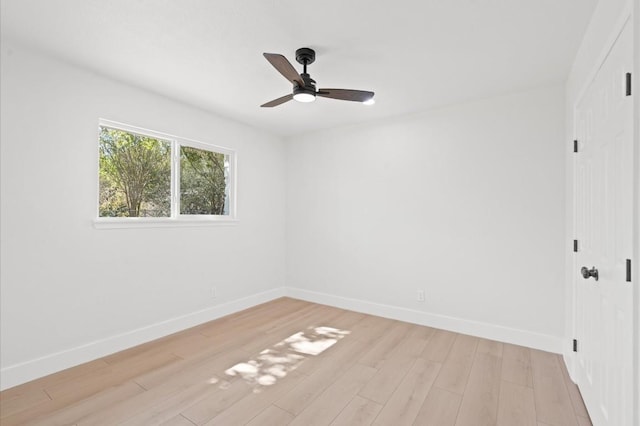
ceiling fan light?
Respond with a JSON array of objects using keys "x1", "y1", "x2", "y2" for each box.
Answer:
[
  {"x1": 293, "y1": 92, "x2": 316, "y2": 103},
  {"x1": 363, "y1": 97, "x2": 375, "y2": 106}
]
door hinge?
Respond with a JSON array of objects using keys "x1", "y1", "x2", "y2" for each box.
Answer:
[
  {"x1": 573, "y1": 140, "x2": 578, "y2": 153},
  {"x1": 625, "y1": 73, "x2": 632, "y2": 96},
  {"x1": 626, "y1": 259, "x2": 632, "y2": 282},
  {"x1": 573, "y1": 339, "x2": 578, "y2": 352},
  {"x1": 573, "y1": 240, "x2": 578, "y2": 252}
]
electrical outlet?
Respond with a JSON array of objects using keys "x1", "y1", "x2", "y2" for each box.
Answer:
[
  {"x1": 211, "y1": 286, "x2": 217, "y2": 299},
  {"x1": 417, "y1": 290, "x2": 425, "y2": 302}
]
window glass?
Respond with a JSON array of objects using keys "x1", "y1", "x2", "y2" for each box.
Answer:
[
  {"x1": 99, "y1": 126, "x2": 171, "y2": 217},
  {"x1": 180, "y1": 146, "x2": 229, "y2": 215}
]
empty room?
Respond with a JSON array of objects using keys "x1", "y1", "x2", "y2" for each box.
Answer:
[{"x1": 0, "y1": 0, "x2": 638, "y2": 425}]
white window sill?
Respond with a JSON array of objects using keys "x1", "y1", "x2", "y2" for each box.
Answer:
[{"x1": 93, "y1": 217, "x2": 239, "y2": 229}]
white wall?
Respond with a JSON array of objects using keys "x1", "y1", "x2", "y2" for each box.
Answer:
[
  {"x1": 286, "y1": 86, "x2": 566, "y2": 351},
  {"x1": 0, "y1": 41, "x2": 286, "y2": 389}
]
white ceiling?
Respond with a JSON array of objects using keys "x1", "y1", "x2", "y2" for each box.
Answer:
[{"x1": 1, "y1": 0, "x2": 597, "y2": 137}]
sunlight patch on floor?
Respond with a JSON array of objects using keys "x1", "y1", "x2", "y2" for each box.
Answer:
[{"x1": 225, "y1": 326, "x2": 350, "y2": 390}]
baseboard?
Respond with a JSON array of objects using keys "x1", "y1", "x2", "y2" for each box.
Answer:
[
  {"x1": 285, "y1": 287, "x2": 563, "y2": 354},
  {"x1": 0, "y1": 287, "x2": 286, "y2": 391}
]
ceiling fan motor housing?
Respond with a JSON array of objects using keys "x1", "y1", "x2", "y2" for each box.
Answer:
[{"x1": 295, "y1": 47, "x2": 316, "y2": 65}]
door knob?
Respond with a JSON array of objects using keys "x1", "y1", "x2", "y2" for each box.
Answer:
[{"x1": 581, "y1": 266, "x2": 599, "y2": 281}]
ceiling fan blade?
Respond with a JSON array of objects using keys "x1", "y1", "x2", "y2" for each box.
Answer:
[
  {"x1": 261, "y1": 94, "x2": 294, "y2": 108},
  {"x1": 317, "y1": 89, "x2": 374, "y2": 102},
  {"x1": 263, "y1": 53, "x2": 305, "y2": 88}
]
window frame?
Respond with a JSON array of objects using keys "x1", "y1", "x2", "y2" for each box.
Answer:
[{"x1": 94, "y1": 119, "x2": 237, "y2": 229}]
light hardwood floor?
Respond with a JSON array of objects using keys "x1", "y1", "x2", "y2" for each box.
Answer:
[{"x1": 0, "y1": 298, "x2": 592, "y2": 426}]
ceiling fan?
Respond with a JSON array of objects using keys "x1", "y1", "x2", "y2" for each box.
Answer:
[{"x1": 261, "y1": 47, "x2": 375, "y2": 108}]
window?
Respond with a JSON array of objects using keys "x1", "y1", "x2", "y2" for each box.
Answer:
[
  {"x1": 180, "y1": 146, "x2": 229, "y2": 215},
  {"x1": 96, "y1": 119, "x2": 235, "y2": 227}
]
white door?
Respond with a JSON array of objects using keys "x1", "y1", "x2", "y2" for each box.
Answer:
[{"x1": 574, "y1": 19, "x2": 634, "y2": 426}]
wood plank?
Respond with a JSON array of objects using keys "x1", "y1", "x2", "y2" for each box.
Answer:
[
  {"x1": 246, "y1": 405, "x2": 295, "y2": 426},
  {"x1": 45, "y1": 351, "x2": 181, "y2": 402},
  {"x1": 501, "y1": 343, "x2": 533, "y2": 387},
  {"x1": 348, "y1": 314, "x2": 392, "y2": 337},
  {"x1": 421, "y1": 329, "x2": 456, "y2": 363},
  {"x1": 288, "y1": 363, "x2": 377, "y2": 426},
  {"x1": 239, "y1": 305, "x2": 345, "y2": 356},
  {"x1": 0, "y1": 388, "x2": 50, "y2": 419},
  {"x1": 102, "y1": 329, "x2": 207, "y2": 365},
  {"x1": 477, "y1": 338, "x2": 504, "y2": 358},
  {"x1": 0, "y1": 359, "x2": 109, "y2": 401},
  {"x1": 27, "y1": 381, "x2": 145, "y2": 426},
  {"x1": 78, "y1": 381, "x2": 213, "y2": 426},
  {"x1": 1, "y1": 354, "x2": 177, "y2": 426},
  {"x1": 133, "y1": 326, "x2": 258, "y2": 388},
  {"x1": 330, "y1": 395, "x2": 382, "y2": 426},
  {"x1": 414, "y1": 387, "x2": 462, "y2": 426},
  {"x1": 358, "y1": 321, "x2": 412, "y2": 368},
  {"x1": 0, "y1": 401, "x2": 58, "y2": 425},
  {"x1": 76, "y1": 349, "x2": 248, "y2": 425},
  {"x1": 455, "y1": 353, "x2": 502, "y2": 426},
  {"x1": 1, "y1": 382, "x2": 142, "y2": 426},
  {"x1": 274, "y1": 336, "x2": 370, "y2": 415},
  {"x1": 134, "y1": 346, "x2": 249, "y2": 390},
  {"x1": 497, "y1": 380, "x2": 536, "y2": 426},
  {"x1": 294, "y1": 314, "x2": 383, "y2": 376},
  {"x1": 390, "y1": 324, "x2": 434, "y2": 357},
  {"x1": 160, "y1": 415, "x2": 196, "y2": 426},
  {"x1": 202, "y1": 370, "x2": 307, "y2": 425},
  {"x1": 120, "y1": 378, "x2": 249, "y2": 426},
  {"x1": 322, "y1": 310, "x2": 367, "y2": 331},
  {"x1": 171, "y1": 334, "x2": 226, "y2": 360},
  {"x1": 529, "y1": 349, "x2": 578, "y2": 426},
  {"x1": 261, "y1": 303, "x2": 341, "y2": 336},
  {"x1": 196, "y1": 298, "x2": 311, "y2": 339},
  {"x1": 372, "y1": 358, "x2": 441, "y2": 425},
  {"x1": 180, "y1": 379, "x2": 253, "y2": 425},
  {"x1": 434, "y1": 334, "x2": 478, "y2": 394},
  {"x1": 358, "y1": 355, "x2": 415, "y2": 404}
]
